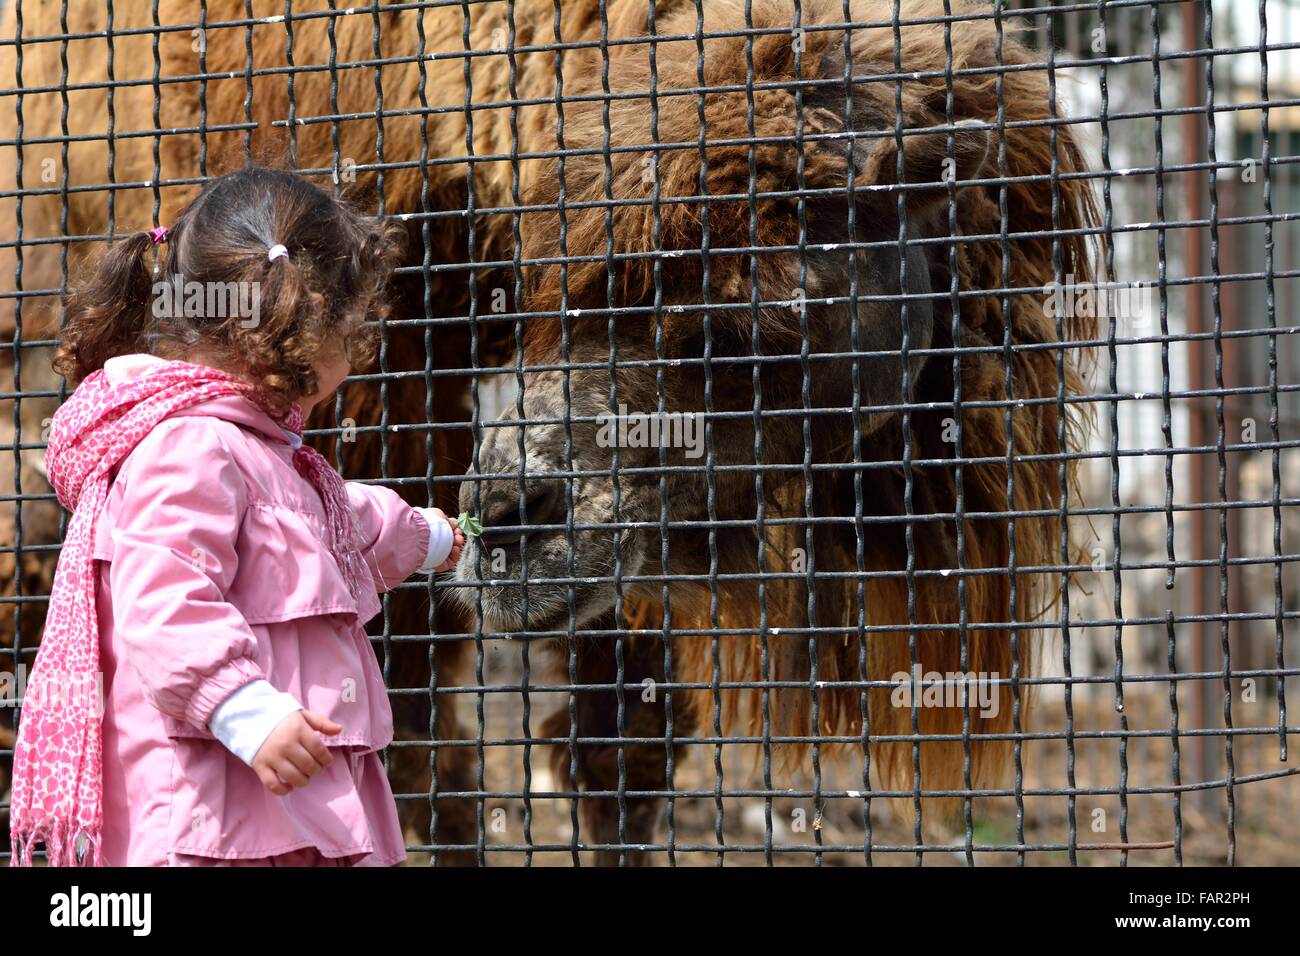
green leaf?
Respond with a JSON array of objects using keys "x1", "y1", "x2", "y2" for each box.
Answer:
[{"x1": 457, "y1": 511, "x2": 483, "y2": 537}]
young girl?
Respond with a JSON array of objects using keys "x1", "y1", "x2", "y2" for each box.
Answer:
[{"x1": 8, "y1": 166, "x2": 463, "y2": 867}]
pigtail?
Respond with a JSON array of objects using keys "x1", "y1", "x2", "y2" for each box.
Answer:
[
  {"x1": 237, "y1": 243, "x2": 329, "y2": 415},
  {"x1": 54, "y1": 230, "x2": 158, "y2": 384}
]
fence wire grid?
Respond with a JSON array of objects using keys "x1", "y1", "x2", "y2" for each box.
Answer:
[{"x1": 1, "y1": 0, "x2": 1298, "y2": 867}]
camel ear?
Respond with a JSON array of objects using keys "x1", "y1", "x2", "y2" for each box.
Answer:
[{"x1": 856, "y1": 119, "x2": 991, "y2": 210}]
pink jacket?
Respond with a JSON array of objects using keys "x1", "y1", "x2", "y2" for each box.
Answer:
[{"x1": 88, "y1": 357, "x2": 436, "y2": 866}]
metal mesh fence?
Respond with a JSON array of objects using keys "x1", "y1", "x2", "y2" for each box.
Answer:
[{"x1": 1, "y1": 0, "x2": 1298, "y2": 866}]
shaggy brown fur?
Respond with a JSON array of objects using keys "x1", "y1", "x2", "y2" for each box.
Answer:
[
  {"x1": 1, "y1": 0, "x2": 1098, "y2": 861},
  {"x1": 508, "y1": 0, "x2": 1099, "y2": 826}
]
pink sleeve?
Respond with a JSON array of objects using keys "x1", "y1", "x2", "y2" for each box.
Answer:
[
  {"x1": 107, "y1": 418, "x2": 265, "y2": 731},
  {"x1": 345, "y1": 480, "x2": 431, "y2": 591}
]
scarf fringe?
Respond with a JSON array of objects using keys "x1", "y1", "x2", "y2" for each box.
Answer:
[{"x1": 11, "y1": 824, "x2": 103, "y2": 867}]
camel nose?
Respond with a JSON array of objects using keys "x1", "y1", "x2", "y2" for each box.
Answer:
[{"x1": 460, "y1": 473, "x2": 565, "y2": 549}]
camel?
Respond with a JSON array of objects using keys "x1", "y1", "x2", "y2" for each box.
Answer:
[
  {"x1": 1, "y1": 0, "x2": 1098, "y2": 864},
  {"x1": 451, "y1": 0, "x2": 1098, "y2": 859}
]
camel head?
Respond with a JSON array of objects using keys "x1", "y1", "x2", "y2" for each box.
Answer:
[{"x1": 451, "y1": 3, "x2": 1024, "y2": 635}]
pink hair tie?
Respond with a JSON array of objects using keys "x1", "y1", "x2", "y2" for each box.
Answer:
[
  {"x1": 267, "y1": 243, "x2": 289, "y2": 262},
  {"x1": 149, "y1": 226, "x2": 169, "y2": 244}
]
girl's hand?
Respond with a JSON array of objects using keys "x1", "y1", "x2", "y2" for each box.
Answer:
[
  {"x1": 429, "y1": 509, "x2": 465, "y2": 572},
  {"x1": 251, "y1": 709, "x2": 342, "y2": 796}
]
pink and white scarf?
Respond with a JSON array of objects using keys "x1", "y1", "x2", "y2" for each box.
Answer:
[{"x1": 9, "y1": 358, "x2": 371, "y2": 866}]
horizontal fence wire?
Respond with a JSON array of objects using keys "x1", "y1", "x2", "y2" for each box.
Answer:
[{"x1": 0, "y1": 0, "x2": 1297, "y2": 866}]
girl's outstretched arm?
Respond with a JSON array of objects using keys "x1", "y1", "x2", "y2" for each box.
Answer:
[{"x1": 344, "y1": 480, "x2": 459, "y2": 588}]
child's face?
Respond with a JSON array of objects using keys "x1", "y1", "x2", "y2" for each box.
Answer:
[{"x1": 299, "y1": 347, "x2": 351, "y2": 415}]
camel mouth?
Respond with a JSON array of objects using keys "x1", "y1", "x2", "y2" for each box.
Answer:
[
  {"x1": 451, "y1": 584, "x2": 611, "y2": 638},
  {"x1": 449, "y1": 535, "x2": 617, "y2": 637}
]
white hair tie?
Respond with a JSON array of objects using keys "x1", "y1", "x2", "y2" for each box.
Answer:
[{"x1": 267, "y1": 243, "x2": 289, "y2": 262}]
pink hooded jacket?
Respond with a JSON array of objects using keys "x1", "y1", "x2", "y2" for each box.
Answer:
[{"x1": 87, "y1": 355, "x2": 442, "y2": 866}]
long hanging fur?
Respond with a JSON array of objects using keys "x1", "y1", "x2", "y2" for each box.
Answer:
[{"x1": 516, "y1": 0, "x2": 1100, "y2": 806}]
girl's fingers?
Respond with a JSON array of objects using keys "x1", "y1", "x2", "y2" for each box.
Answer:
[
  {"x1": 280, "y1": 745, "x2": 319, "y2": 783},
  {"x1": 299, "y1": 730, "x2": 333, "y2": 768},
  {"x1": 258, "y1": 766, "x2": 291, "y2": 796},
  {"x1": 300, "y1": 709, "x2": 344, "y2": 736},
  {"x1": 274, "y1": 756, "x2": 311, "y2": 789}
]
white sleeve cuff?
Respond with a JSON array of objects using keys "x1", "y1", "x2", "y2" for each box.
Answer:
[
  {"x1": 416, "y1": 507, "x2": 454, "y2": 572},
  {"x1": 207, "y1": 680, "x2": 304, "y2": 766}
]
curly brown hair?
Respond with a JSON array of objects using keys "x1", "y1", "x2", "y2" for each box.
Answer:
[{"x1": 54, "y1": 165, "x2": 404, "y2": 416}]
